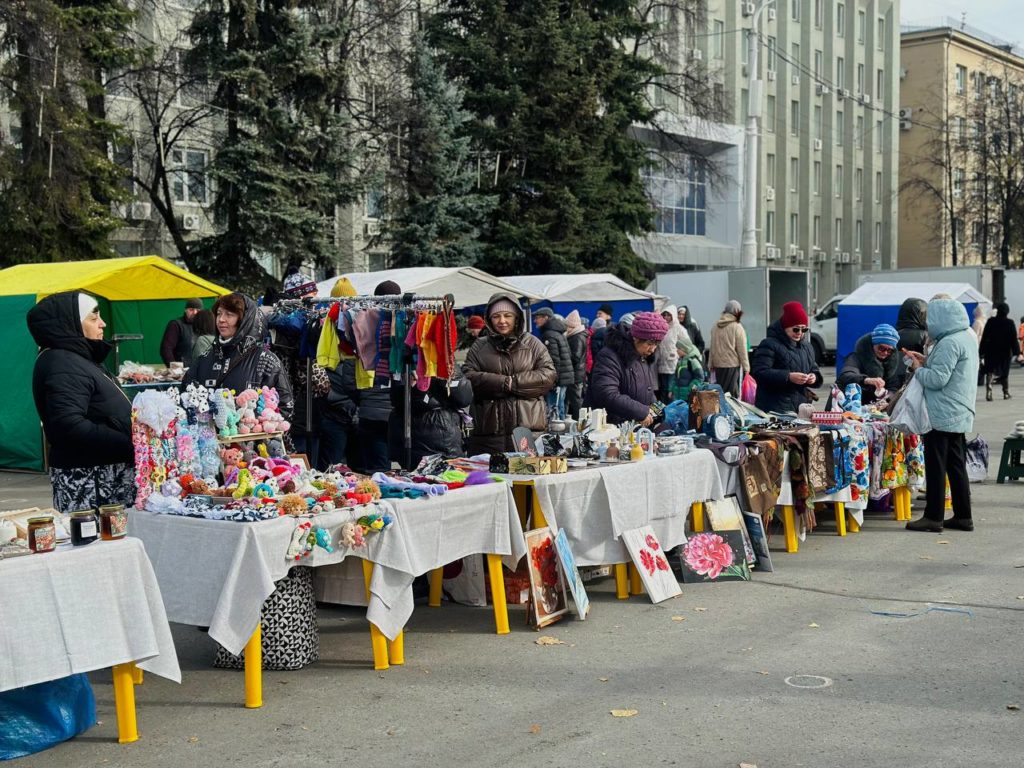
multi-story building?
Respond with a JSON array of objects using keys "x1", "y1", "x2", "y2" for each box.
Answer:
[
  {"x1": 632, "y1": 0, "x2": 901, "y2": 306},
  {"x1": 898, "y1": 21, "x2": 1024, "y2": 269}
]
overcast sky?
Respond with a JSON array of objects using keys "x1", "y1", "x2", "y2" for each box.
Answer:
[{"x1": 901, "y1": 0, "x2": 1024, "y2": 49}]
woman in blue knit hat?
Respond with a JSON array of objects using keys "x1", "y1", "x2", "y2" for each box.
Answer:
[{"x1": 837, "y1": 322, "x2": 906, "y2": 404}]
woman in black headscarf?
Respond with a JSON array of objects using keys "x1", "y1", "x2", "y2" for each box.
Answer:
[{"x1": 979, "y1": 302, "x2": 1022, "y2": 400}]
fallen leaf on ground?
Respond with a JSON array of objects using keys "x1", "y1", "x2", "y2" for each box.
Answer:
[
  {"x1": 757, "y1": 671, "x2": 769, "y2": 675},
  {"x1": 610, "y1": 709, "x2": 638, "y2": 718},
  {"x1": 937, "y1": 540, "x2": 951, "y2": 545},
  {"x1": 529, "y1": 724, "x2": 542, "y2": 734},
  {"x1": 187, "y1": 736, "x2": 199, "y2": 744},
  {"x1": 693, "y1": 607, "x2": 707, "y2": 612},
  {"x1": 739, "y1": 763, "x2": 759, "y2": 768},
  {"x1": 1016, "y1": 596, "x2": 1024, "y2": 601},
  {"x1": 671, "y1": 616, "x2": 686, "y2": 622},
  {"x1": 597, "y1": 677, "x2": 609, "y2": 682},
  {"x1": 807, "y1": 622, "x2": 820, "y2": 628},
  {"x1": 1007, "y1": 704, "x2": 1020, "y2": 711},
  {"x1": 535, "y1": 636, "x2": 565, "y2": 646},
  {"x1": 918, "y1": 555, "x2": 933, "y2": 560}
]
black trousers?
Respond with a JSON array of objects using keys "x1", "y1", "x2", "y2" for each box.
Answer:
[{"x1": 922, "y1": 430, "x2": 972, "y2": 522}]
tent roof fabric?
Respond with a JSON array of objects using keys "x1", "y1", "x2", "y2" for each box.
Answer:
[
  {"x1": 0, "y1": 256, "x2": 230, "y2": 301},
  {"x1": 314, "y1": 267, "x2": 542, "y2": 309},
  {"x1": 502, "y1": 273, "x2": 659, "y2": 303},
  {"x1": 839, "y1": 282, "x2": 990, "y2": 307}
]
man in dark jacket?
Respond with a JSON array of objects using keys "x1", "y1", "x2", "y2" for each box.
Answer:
[
  {"x1": 979, "y1": 302, "x2": 1022, "y2": 400},
  {"x1": 751, "y1": 301, "x2": 822, "y2": 413},
  {"x1": 319, "y1": 358, "x2": 357, "y2": 469},
  {"x1": 837, "y1": 323, "x2": 906, "y2": 404},
  {"x1": 388, "y1": 366, "x2": 474, "y2": 469},
  {"x1": 159, "y1": 298, "x2": 203, "y2": 367},
  {"x1": 534, "y1": 308, "x2": 574, "y2": 419},
  {"x1": 587, "y1": 312, "x2": 666, "y2": 425},
  {"x1": 895, "y1": 298, "x2": 928, "y2": 354}
]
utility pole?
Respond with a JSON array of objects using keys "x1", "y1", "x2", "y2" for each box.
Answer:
[{"x1": 740, "y1": 0, "x2": 775, "y2": 268}]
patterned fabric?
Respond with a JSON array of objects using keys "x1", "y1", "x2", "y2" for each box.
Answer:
[
  {"x1": 48, "y1": 462, "x2": 135, "y2": 514},
  {"x1": 845, "y1": 421, "x2": 870, "y2": 505},
  {"x1": 214, "y1": 567, "x2": 319, "y2": 670}
]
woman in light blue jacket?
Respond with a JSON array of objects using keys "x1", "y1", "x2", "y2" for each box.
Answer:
[{"x1": 903, "y1": 298, "x2": 979, "y2": 532}]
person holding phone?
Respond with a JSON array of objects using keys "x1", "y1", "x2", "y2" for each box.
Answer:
[{"x1": 751, "y1": 301, "x2": 822, "y2": 414}]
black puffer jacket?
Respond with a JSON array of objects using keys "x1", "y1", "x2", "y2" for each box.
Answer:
[
  {"x1": 540, "y1": 317, "x2": 575, "y2": 387},
  {"x1": 321, "y1": 359, "x2": 358, "y2": 426},
  {"x1": 184, "y1": 294, "x2": 294, "y2": 419},
  {"x1": 27, "y1": 292, "x2": 133, "y2": 469},
  {"x1": 837, "y1": 333, "x2": 906, "y2": 403},
  {"x1": 895, "y1": 298, "x2": 928, "y2": 354},
  {"x1": 566, "y1": 331, "x2": 588, "y2": 385},
  {"x1": 751, "y1": 321, "x2": 823, "y2": 413},
  {"x1": 388, "y1": 367, "x2": 474, "y2": 468},
  {"x1": 586, "y1": 326, "x2": 657, "y2": 424}
]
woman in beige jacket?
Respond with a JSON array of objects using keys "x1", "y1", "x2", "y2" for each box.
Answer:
[{"x1": 708, "y1": 299, "x2": 749, "y2": 397}]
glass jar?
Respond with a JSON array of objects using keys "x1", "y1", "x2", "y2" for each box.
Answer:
[
  {"x1": 27, "y1": 516, "x2": 57, "y2": 553},
  {"x1": 99, "y1": 504, "x2": 128, "y2": 540},
  {"x1": 70, "y1": 510, "x2": 99, "y2": 546}
]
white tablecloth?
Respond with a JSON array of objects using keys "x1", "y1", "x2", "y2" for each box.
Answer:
[
  {"x1": 130, "y1": 482, "x2": 525, "y2": 648},
  {"x1": 510, "y1": 451, "x2": 724, "y2": 566},
  {"x1": 0, "y1": 538, "x2": 181, "y2": 692}
]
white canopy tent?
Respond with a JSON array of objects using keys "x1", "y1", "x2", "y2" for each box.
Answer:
[
  {"x1": 501, "y1": 273, "x2": 667, "y2": 310},
  {"x1": 315, "y1": 267, "x2": 542, "y2": 309}
]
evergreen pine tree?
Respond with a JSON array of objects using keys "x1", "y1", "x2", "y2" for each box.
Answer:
[
  {"x1": 389, "y1": 34, "x2": 496, "y2": 268},
  {"x1": 0, "y1": 0, "x2": 135, "y2": 266}
]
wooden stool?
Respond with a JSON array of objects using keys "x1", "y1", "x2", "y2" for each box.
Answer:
[{"x1": 997, "y1": 437, "x2": 1024, "y2": 483}]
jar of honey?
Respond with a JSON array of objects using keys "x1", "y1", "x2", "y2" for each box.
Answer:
[
  {"x1": 98, "y1": 504, "x2": 128, "y2": 540},
  {"x1": 70, "y1": 510, "x2": 98, "y2": 546},
  {"x1": 27, "y1": 516, "x2": 57, "y2": 553}
]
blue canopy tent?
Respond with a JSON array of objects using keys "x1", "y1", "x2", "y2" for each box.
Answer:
[
  {"x1": 837, "y1": 282, "x2": 990, "y2": 363},
  {"x1": 500, "y1": 274, "x2": 666, "y2": 324}
]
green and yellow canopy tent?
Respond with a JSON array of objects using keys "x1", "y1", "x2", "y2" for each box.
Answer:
[{"x1": 0, "y1": 256, "x2": 229, "y2": 471}]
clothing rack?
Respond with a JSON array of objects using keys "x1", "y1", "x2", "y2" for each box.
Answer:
[{"x1": 272, "y1": 293, "x2": 456, "y2": 469}]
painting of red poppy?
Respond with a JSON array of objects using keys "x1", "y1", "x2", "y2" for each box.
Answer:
[
  {"x1": 621, "y1": 526, "x2": 682, "y2": 604},
  {"x1": 525, "y1": 527, "x2": 569, "y2": 628}
]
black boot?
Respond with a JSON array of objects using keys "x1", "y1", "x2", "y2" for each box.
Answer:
[
  {"x1": 906, "y1": 517, "x2": 943, "y2": 532},
  {"x1": 943, "y1": 517, "x2": 974, "y2": 531}
]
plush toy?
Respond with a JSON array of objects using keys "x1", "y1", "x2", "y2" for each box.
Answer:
[
  {"x1": 357, "y1": 510, "x2": 393, "y2": 534},
  {"x1": 278, "y1": 493, "x2": 307, "y2": 517},
  {"x1": 354, "y1": 478, "x2": 382, "y2": 501},
  {"x1": 258, "y1": 387, "x2": 291, "y2": 433},
  {"x1": 212, "y1": 389, "x2": 241, "y2": 438},
  {"x1": 235, "y1": 389, "x2": 261, "y2": 435},
  {"x1": 266, "y1": 438, "x2": 286, "y2": 458},
  {"x1": 286, "y1": 521, "x2": 312, "y2": 559},
  {"x1": 313, "y1": 526, "x2": 334, "y2": 553},
  {"x1": 219, "y1": 447, "x2": 244, "y2": 477},
  {"x1": 339, "y1": 521, "x2": 365, "y2": 548},
  {"x1": 232, "y1": 468, "x2": 255, "y2": 499}
]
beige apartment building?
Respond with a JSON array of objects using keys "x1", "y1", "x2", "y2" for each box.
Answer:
[{"x1": 899, "y1": 22, "x2": 1024, "y2": 268}]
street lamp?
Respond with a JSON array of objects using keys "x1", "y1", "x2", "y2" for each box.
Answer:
[{"x1": 740, "y1": 0, "x2": 776, "y2": 268}]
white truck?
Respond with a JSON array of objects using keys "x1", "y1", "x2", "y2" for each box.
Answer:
[{"x1": 809, "y1": 293, "x2": 847, "y2": 364}]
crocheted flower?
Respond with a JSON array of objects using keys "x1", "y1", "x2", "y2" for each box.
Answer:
[{"x1": 683, "y1": 533, "x2": 734, "y2": 579}]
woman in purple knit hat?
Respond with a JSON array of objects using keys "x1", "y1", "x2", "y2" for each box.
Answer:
[{"x1": 586, "y1": 311, "x2": 668, "y2": 425}]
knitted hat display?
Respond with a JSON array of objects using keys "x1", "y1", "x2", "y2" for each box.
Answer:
[
  {"x1": 331, "y1": 277, "x2": 357, "y2": 297},
  {"x1": 533, "y1": 307, "x2": 554, "y2": 318},
  {"x1": 871, "y1": 323, "x2": 900, "y2": 348},
  {"x1": 283, "y1": 272, "x2": 317, "y2": 296},
  {"x1": 467, "y1": 315, "x2": 486, "y2": 331},
  {"x1": 488, "y1": 298, "x2": 519, "y2": 317},
  {"x1": 598, "y1": 303, "x2": 614, "y2": 316},
  {"x1": 374, "y1": 280, "x2": 401, "y2": 296},
  {"x1": 630, "y1": 311, "x2": 669, "y2": 342},
  {"x1": 780, "y1": 301, "x2": 809, "y2": 328}
]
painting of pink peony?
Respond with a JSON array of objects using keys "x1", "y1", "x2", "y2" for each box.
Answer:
[{"x1": 679, "y1": 531, "x2": 751, "y2": 583}]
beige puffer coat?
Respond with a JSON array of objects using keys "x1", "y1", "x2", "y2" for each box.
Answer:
[{"x1": 708, "y1": 313, "x2": 750, "y2": 371}]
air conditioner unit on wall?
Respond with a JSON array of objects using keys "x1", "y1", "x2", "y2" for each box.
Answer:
[
  {"x1": 364, "y1": 220, "x2": 381, "y2": 237},
  {"x1": 841, "y1": 251, "x2": 852, "y2": 263},
  {"x1": 181, "y1": 213, "x2": 201, "y2": 231},
  {"x1": 767, "y1": 7, "x2": 776, "y2": 21},
  {"x1": 765, "y1": 246, "x2": 781, "y2": 260},
  {"x1": 741, "y1": 1, "x2": 755, "y2": 17},
  {"x1": 792, "y1": 73, "x2": 801, "y2": 85},
  {"x1": 860, "y1": 94, "x2": 872, "y2": 106},
  {"x1": 765, "y1": 186, "x2": 776, "y2": 201},
  {"x1": 691, "y1": 48, "x2": 703, "y2": 61},
  {"x1": 899, "y1": 106, "x2": 913, "y2": 131},
  {"x1": 814, "y1": 250, "x2": 827, "y2": 263},
  {"x1": 129, "y1": 202, "x2": 151, "y2": 221},
  {"x1": 767, "y1": 70, "x2": 777, "y2": 82},
  {"x1": 816, "y1": 83, "x2": 830, "y2": 96},
  {"x1": 813, "y1": 138, "x2": 823, "y2": 151}
]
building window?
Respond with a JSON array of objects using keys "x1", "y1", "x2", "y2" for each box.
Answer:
[
  {"x1": 792, "y1": 0, "x2": 801, "y2": 22},
  {"x1": 956, "y1": 116, "x2": 967, "y2": 144},
  {"x1": 836, "y1": 57, "x2": 845, "y2": 88},
  {"x1": 875, "y1": 120, "x2": 883, "y2": 150},
  {"x1": 836, "y1": 3, "x2": 845, "y2": 37},
  {"x1": 955, "y1": 65, "x2": 966, "y2": 95},
  {"x1": 813, "y1": 215, "x2": 821, "y2": 247},
  {"x1": 792, "y1": 42, "x2": 800, "y2": 67},
  {"x1": 857, "y1": 63, "x2": 864, "y2": 93},
  {"x1": 834, "y1": 217, "x2": 843, "y2": 247},
  {"x1": 815, "y1": 0, "x2": 823, "y2": 28},
  {"x1": 766, "y1": 153, "x2": 776, "y2": 187},
  {"x1": 713, "y1": 20, "x2": 724, "y2": 59},
  {"x1": 857, "y1": 10, "x2": 865, "y2": 43},
  {"x1": 876, "y1": 69, "x2": 884, "y2": 101},
  {"x1": 953, "y1": 167, "x2": 965, "y2": 198},
  {"x1": 814, "y1": 161, "x2": 822, "y2": 195},
  {"x1": 874, "y1": 221, "x2": 882, "y2": 252},
  {"x1": 855, "y1": 219, "x2": 863, "y2": 251},
  {"x1": 954, "y1": 218, "x2": 965, "y2": 248},
  {"x1": 365, "y1": 188, "x2": 385, "y2": 219},
  {"x1": 973, "y1": 71, "x2": 983, "y2": 99},
  {"x1": 877, "y1": 17, "x2": 885, "y2": 50},
  {"x1": 814, "y1": 105, "x2": 823, "y2": 138},
  {"x1": 767, "y1": 95, "x2": 776, "y2": 132},
  {"x1": 855, "y1": 167, "x2": 863, "y2": 200},
  {"x1": 972, "y1": 221, "x2": 983, "y2": 244},
  {"x1": 741, "y1": 88, "x2": 749, "y2": 121},
  {"x1": 767, "y1": 36, "x2": 777, "y2": 72},
  {"x1": 791, "y1": 100, "x2": 800, "y2": 135},
  {"x1": 171, "y1": 149, "x2": 208, "y2": 204},
  {"x1": 835, "y1": 110, "x2": 844, "y2": 145},
  {"x1": 112, "y1": 143, "x2": 136, "y2": 195},
  {"x1": 790, "y1": 157, "x2": 799, "y2": 191},
  {"x1": 875, "y1": 170, "x2": 882, "y2": 202},
  {"x1": 766, "y1": 211, "x2": 776, "y2": 244},
  {"x1": 790, "y1": 213, "x2": 800, "y2": 245},
  {"x1": 642, "y1": 153, "x2": 708, "y2": 236},
  {"x1": 814, "y1": 49, "x2": 823, "y2": 77},
  {"x1": 835, "y1": 164, "x2": 843, "y2": 197},
  {"x1": 856, "y1": 115, "x2": 864, "y2": 148}
]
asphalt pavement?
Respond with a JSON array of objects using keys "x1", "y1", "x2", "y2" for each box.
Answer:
[{"x1": 3, "y1": 366, "x2": 1023, "y2": 768}]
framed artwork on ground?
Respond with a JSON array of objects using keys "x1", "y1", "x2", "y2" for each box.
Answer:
[
  {"x1": 621, "y1": 526, "x2": 682, "y2": 604},
  {"x1": 554, "y1": 529, "x2": 590, "y2": 620},
  {"x1": 742, "y1": 511, "x2": 774, "y2": 572},
  {"x1": 706, "y1": 495, "x2": 756, "y2": 566},
  {"x1": 525, "y1": 527, "x2": 569, "y2": 628},
  {"x1": 678, "y1": 530, "x2": 752, "y2": 583}
]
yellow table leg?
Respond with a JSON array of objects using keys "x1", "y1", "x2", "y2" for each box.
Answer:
[
  {"x1": 131, "y1": 664, "x2": 143, "y2": 685},
  {"x1": 111, "y1": 663, "x2": 138, "y2": 743},
  {"x1": 614, "y1": 563, "x2": 629, "y2": 599},
  {"x1": 893, "y1": 487, "x2": 907, "y2": 521},
  {"x1": 847, "y1": 512, "x2": 860, "y2": 533},
  {"x1": 361, "y1": 559, "x2": 390, "y2": 671},
  {"x1": 628, "y1": 563, "x2": 643, "y2": 595},
  {"x1": 512, "y1": 484, "x2": 530, "y2": 529},
  {"x1": 782, "y1": 505, "x2": 799, "y2": 553},
  {"x1": 428, "y1": 567, "x2": 444, "y2": 607},
  {"x1": 834, "y1": 502, "x2": 847, "y2": 537},
  {"x1": 691, "y1": 501, "x2": 705, "y2": 533},
  {"x1": 486, "y1": 553, "x2": 510, "y2": 635},
  {"x1": 531, "y1": 493, "x2": 548, "y2": 529},
  {"x1": 388, "y1": 632, "x2": 405, "y2": 666},
  {"x1": 244, "y1": 625, "x2": 263, "y2": 709}
]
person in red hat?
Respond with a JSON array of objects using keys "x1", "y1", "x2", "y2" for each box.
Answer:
[
  {"x1": 467, "y1": 315, "x2": 487, "y2": 339},
  {"x1": 750, "y1": 300, "x2": 822, "y2": 413}
]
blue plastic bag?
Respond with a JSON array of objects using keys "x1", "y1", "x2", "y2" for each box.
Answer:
[
  {"x1": 663, "y1": 400, "x2": 690, "y2": 433},
  {"x1": 0, "y1": 673, "x2": 96, "y2": 760}
]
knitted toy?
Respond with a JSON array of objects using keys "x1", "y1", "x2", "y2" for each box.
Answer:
[
  {"x1": 313, "y1": 526, "x2": 334, "y2": 553},
  {"x1": 220, "y1": 447, "x2": 244, "y2": 478},
  {"x1": 232, "y1": 468, "x2": 255, "y2": 499},
  {"x1": 339, "y1": 521, "x2": 365, "y2": 548},
  {"x1": 266, "y1": 438, "x2": 286, "y2": 458},
  {"x1": 235, "y1": 389, "x2": 260, "y2": 435},
  {"x1": 357, "y1": 510, "x2": 393, "y2": 535},
  {"x1": 278, "y1": 493, "x2": 307, "y2": 517},
  {"x1": 212, "y1": 389, "x2": 241, "y2": 438},
  {"x1": 287, "y1": 520, "x2": 312, "y2": 559},
  {"x1": 354, "y1": 478, "x2": 381, "y2": 500},
  {"x1": 258, "y1": 387, "x2": 291, "y2": 433}
]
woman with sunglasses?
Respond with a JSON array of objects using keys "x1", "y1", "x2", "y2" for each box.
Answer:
[
  {"x1": 837, "y1": 323, "x2": 907, "y2": 404},
  {"x1": 751, "y1": 301, "x2": 822, "y2": 414}
]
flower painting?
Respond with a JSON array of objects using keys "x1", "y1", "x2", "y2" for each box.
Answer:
[
  {"x1": 621, "y1": 526, "x2": 682, "y2": 604},
  {"x1": 679, "y1": 531, "x2": 751, "y2": 584},
  {"x1": 525, "y1": 527, "x2": 569, "y2": 628}
]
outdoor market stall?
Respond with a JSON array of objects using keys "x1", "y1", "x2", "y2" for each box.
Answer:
[
  {"x1": 501, "y1": 272, "x2": 666, "y2": 322},
  {"x1": 0, "y1": 256, "x2": 229, "y2": 471}
]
